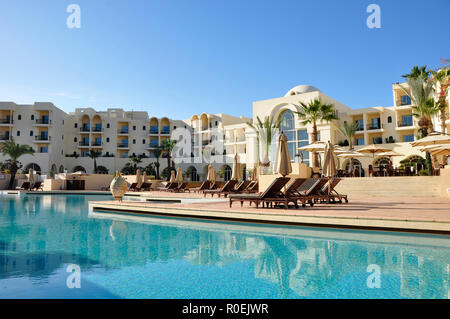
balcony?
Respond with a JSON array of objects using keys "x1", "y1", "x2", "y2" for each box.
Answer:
[
  {"x1": 373, "y1": 137, "x2": 383, "y2": 144},
  {"x1": 80, "y1": 126, "x2": 90, "y2": 132},
  {"x1": 397, "y1": 121, "x2": 413, "y2": 127},
  {"x1": 149, "y1": 140, "x2": 159, "y2": 148},
  {"x1": 78, "y1": 141, "x2": 90, "y2": 147},
  {"x1": 35, "y1": 118, "x2": 51, "y2": 125},
  {"x1": 0, "y1": 118, "x2": 13, "y2": 125},
  {"x1": 149, "y1": 126, "x2": 159, "y2": 134},
  {"x1": 160, "y1": 126, "x2": 170, "y2": 135},
  {"x1": 91, "y1": 141, "x2": 103, "y2": 147},
  {"x1": 117, "y1": 128, "x2": 129, "y2": 135},
  {"x1": 92, "y1": 126, "x2": 103, "y2": 132},
  {"x1": 0, "y1": 134, "x2": 10, "y2": 141},
  {"x1": 117, "y1": 143, "x2": 129, "y2": 149},
  {"x1": 34, "y1": 135, "x2": 51, "y2": 142}
]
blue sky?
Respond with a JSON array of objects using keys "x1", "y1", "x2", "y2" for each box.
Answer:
[{"x1": 0, "y1": 0, "x2": 449, "y2": 119}]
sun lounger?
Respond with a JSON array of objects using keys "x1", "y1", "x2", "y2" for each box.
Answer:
[
  {"x1": 289, "y1": 178, "x2": 329, "y2": 206},
  {"x1": 229, "y1": 177, "x2": 291, "y2": 208},
  {"x1": 203, "y1": 180, "x2": 238, "y2": 197},
  {"x1": 159, "y1": 182, "x2": 178, "y2": 191},
  {"x1": 30, "y1": 181, "x2": 43, "y2": 191},
  {"x1": 16, "y1": 182, "x2": 31, "y2": 190},
  {"x1": 209, "y1": 181, "x2": 220, "y2": 190},
  {"x1": 243, "y1": 181, "x2": 258, "y2": 193},
  {"x1": 319, "y1": 177, "x2": 348, "y2": 203},
  {"x1": 169, "y1": 182, "x2": 190, "y2": 193},
  {"x1": 137, "y1": 182, "x2": 152, "y2": 192},
  {"x1": 128, "y1": 183, "x2": 138, "y2": 191},
  {"x1": 191, "y1": 181, "x2": 211, "y2": 193}
]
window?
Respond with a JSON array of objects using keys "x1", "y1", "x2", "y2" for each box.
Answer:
[
  {"x1": 74, "y1": 123, "x2": 78, "y2": 128},
  {"x1": 107, "y1": 123, "x2": 110, "y2": 128},
  {"x1": 31, "y1": 115, "x2": 34, "y2": 121},
  {"x1": 356, "y1": 138, "x2": 365, "y2": 145},
  {"x1": 133, "y1": 139, "x2": 136, "y2": 144},
  {"x1": 106, "y1": 137, "x2": 110, "y2": 143},
  {"x1": 174, "y1": 126, "x2": 177, "y2": 130},
  {"x1": 400, "y1": 95, "x2": 411, "y2": 105},
  {"x1": 17, "y1": 131, "x2": 20, "y2": 136},
  {"x1": 373, "y1": 137, "x2": 383, "y2": 144},
  {"x1": 279, "y1": 110, "x2": 298, "y2": 163},
  {"x1": 133, "y1": 125, "x2": 136, "y2": 131},
  {"x1": 74, "y1": 137, "x2": 77, "y2": 142},
  {"x1": 401, "y1": 115, "x2": 413, "y2": 126},
  {"x1": 40, "y1": 146, "x2": 48, "y2": 153},
  {"x1": 18, "y1": 115, "x2": 21, "y2": 120},
  {"x1": 403, "y1": 135, "x2": 414, "y2": 142},
  {"x1": 30, "y1": 131, "x2": 33, "y2": 136},
  {"x1": 142, "y1": 139, "x2": 146, "y2": 144},
  {"x1": 215, "y1": 121, "x2": 218, "y2": 126},
  {"x1": 387, "y1": 116, "x2": 392, "y2": 123},
  {"x1": 143, "y1": 126, "x2": 146, "y2": 131}
]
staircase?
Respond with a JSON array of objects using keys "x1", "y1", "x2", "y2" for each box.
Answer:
[{"x1": 335, "y1": 176, "x2": 442, "y2": 197}]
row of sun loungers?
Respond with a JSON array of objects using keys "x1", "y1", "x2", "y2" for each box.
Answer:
[
  {"x1": 16, "y1": 181, "x2": 43, "y2": 191},
  {"x1": 229, "y1": 177, "x2": 348, "y2": 208},
  {"x1": 128, "y1": 182, "x2": 152, "y2": 192}
]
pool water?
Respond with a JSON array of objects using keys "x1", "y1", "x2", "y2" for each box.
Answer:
[{"x1": 0, "y1": 194, "x2": 449, "y2": 299}]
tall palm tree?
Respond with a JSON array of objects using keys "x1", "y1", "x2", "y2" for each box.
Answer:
[
  {"x1": 402, "y1": 65, "x2": 430, "y2": 81},
  {"x1": 87, "y1": 149, "x2": 102, "y2": 173},
  {"x1": 295, "y1": 98, "x2": 338, "y2": 167},
  {"x1": 338, "y1": 121, "x2": 359, "y2": 174},
  {"x1": 247, "y1": 116, "x2": 281, "y2": 172},
  {"x1": 0, "y1": 138, "x2": 34, "y2": 189},
  {"x1": 160, "y1": 139, "x2": 177, "y2": 169},
  {"x1": 430, "y1": 66, "x2": 449, "y2": 134},
  {"x1": 150, "y1": 146, "x2": 163, "y2": 179},
  {"x1": 399, "y1": 77, "x2": 437, "y2": 138}
]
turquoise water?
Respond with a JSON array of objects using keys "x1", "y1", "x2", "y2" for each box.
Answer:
[{"x1": 0, "y1": 194, "x2": 449, "y2": 299}]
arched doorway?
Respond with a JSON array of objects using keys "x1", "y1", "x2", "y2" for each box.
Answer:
[
  {"x1": 51, "y1": 164, "x2": 57, "y2": 174},
  {"x1": 220, "y1": 165, "x2": 232, "y2": 181},
  {"x1": 59, "y1": 165, "x2": 65, "y2": 173},
  {"x1": 72, "y1": 166, "x2": 87, "y2": 173},
  {"x1": 186, "y1": 166, "x2": 199, "y2": 181},
  {"x1": 344, "y1": 159, "x2": 363, "y2": 177},
  {"x1": 24, "y1": 163, "x2": 41, "y2": 174},
  {"x1": 374, "y1": 157, "x2": 391, "y2": 170}
]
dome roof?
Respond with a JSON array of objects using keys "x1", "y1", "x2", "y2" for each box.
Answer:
[{"x1": 285, "y1": 85, "x2": 319, "y2": 97}]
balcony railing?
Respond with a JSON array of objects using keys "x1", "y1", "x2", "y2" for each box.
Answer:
[
  {"x1": 160, "y1": 126, "x2": 170, "y2": 134},
  {"x1": 366, "y1": 123, "x2": 383, "y2": 130},
  {"x1": 117, "y1": 128, "x2": 129, "y2": 134},
  {"x1": 117, "y1": 143, "x2": 129, "y2": 148},
  {"x1": 92, "y1": 126, "x2": 103, "y2": 132},
  {"x1": 36, "y1": 119, "x2": 51, "y2": 125},
  {"x1": 0, "y1": 118, "x2": 13, "y2": 124},
  {"x1": 0, "y1": 134, "x2": 10, "y2": 140},
  {"x1": 79, "y1": 141, "x2": 90, "y2": 146},
  {"x1": 149, "y1": 126, "x2": 158, "y2": 134},
  {"x1": 80, "y1": 126, "x2": 90, "y2": 132},
  {"x1": 397, "y1": 121, "x2": 413, "y2": 127},
  {"x1": 91, "y1": 141, "x2": 103, "y2": 146},
  {"x1": 149, "y1": 141, "x2": 159, "y2": 148},
  {"x1": 356, "y1": 126, "x2": 364, "y2": 131},
  {"x1": 35, "y1": 135, "x2": 51, "y2": 141},
  {"x1": 373, "y1": 138, "x2": 383, "y2": 144}
]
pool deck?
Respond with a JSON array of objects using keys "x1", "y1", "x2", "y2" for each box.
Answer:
[{"x1": 89, "y1": 192, "x2": 450, "y2": 234}]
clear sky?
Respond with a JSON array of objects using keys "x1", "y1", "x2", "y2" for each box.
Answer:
[{"x1": 0, "y1": 0, "x2": 449, "y2": 119}]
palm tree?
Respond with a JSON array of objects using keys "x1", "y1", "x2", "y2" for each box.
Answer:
[
  {"x1": 129, "y1": 155, "x2": 143, "y2": 174},
  {"x1": 295, "y1": 98, "x2": 338, "y2": 167},
  {"x1": 338, "y1": 121, "x2": 359, "y2": 174},
  {"x1": 402, "y1": 65, "x2": 430, "y2": 81},
  {"x1": 160, "y1": 139, "x2": 177, "y2": 169},
  {"x1": 247, "y1": 116, "x2": 281, "y2": 173},
  {"x1": 399, "y1": 77, "x2": 437, "y2": 138},
  {"x1": 430, "y1": 66, "x2": 450, "y2": 134},
  {"x1": 150, "y1": 146, "x2": 163, "y2": 179},
  {"x1": 87, "y1": 149, "x2": 102, "y2": 173},
  {"x1": 0, "y1": 138, "x2": 34, "y2": 189}
]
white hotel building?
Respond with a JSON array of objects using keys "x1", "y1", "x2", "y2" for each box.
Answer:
[{"x1": 0, "y1": 82, "x2": 448, "y2": 178}]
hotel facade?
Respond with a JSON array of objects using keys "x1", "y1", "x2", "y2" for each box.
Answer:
[{"x1": 0, "y1": 83, "x2": 449, "y2": 179}]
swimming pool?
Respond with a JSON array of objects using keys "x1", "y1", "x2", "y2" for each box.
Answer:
[{"x1": 0, "y1": 194, "x2": 449, "y2": 299}]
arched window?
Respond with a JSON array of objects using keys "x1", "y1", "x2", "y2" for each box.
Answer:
[
  {"x1": 278, "y1": 110, "x2": 299, "y2": 163},
  {"x1": 221, "y1": 165, "x2": 232, "y2": 181},
  {"x1": 72, "y1": 166, "x2": 86, "y2": 173},
  {"x1": 387, "y1": 116, "x2": 392, "y2": 123},
  {"x1": 24, "y1": 163, "x2": 41, "y2": 173}
]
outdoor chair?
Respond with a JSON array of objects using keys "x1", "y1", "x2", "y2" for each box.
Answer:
[
  {"x1": 203, "y1": 180, "x2": 238, "y2": 197},
  {"x1": 137, "y1": 182, "x2": 152, "y2": 191},
  {"x1": 170, "y1": 182, "x2": 190, "y2": 193},
  {"x1": 319, "y1": 177, "x2": 348, "y2": 203},
  {"x1": 229, "y1": 177, "x2": 291, "y2": 208},
  {"x1": 191, "y1": 181, "x2": 211, "y2": 193},
  {"x1": 16, "y1": 182, "x2": 31, "y2": 191},
  {"x1": 30, "y1": 181, "x2": 43, "y2": 191},
  {"x1": 128, "y1": 183, "x2": 138, "y2": 191}
]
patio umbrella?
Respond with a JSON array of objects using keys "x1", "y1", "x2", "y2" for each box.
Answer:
[
  {"x1": 357, "y1": 144, "x2": 391, "y2": 159},
  {"x1": 297, "y1": 141, "x2": 327, "y2": 152},
  {"x1": 136, "y1": 169, "x2": 143, "y2": 188},
  {"x1": 411, "y1": 132, "x2": 450, "y2": 147},
  {"x1": 376, "y1": 151, "x2": 404, "y2": 158},
  {"x1": 231, "y1": 154, "x2": 242, "y2": 181},
  {"x1": 429, "y1": 145, "x2": 450, "y2": 156},
  {"x1": 142, "y1": 171, "x2": 147, "y2": 184},
  {"x1": 273, "y1": 133, "x2": 292, "y2": 177},
  {"x1": 322, "y1": 141, "x2": 337, "y2": 193},
  {"x1": 169, "y1": 169, "x2": 176, "y2": 183},
  {"x1": 419, "y1": 144, "x2": 446, "y2": 152},
  {"x1": 28, "y1": 168, "x2": 35, "y2": 184},
  {"x1": 175, "y1": 167, "x2": 183, "y2": 184},
  {"x1": 206, "y1": 164, "x2": 216, "y2": 183}
]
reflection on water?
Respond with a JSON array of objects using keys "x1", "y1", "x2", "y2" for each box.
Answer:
[{"x1": 0, "y1": 194, "x2": 449, "y2": 299}]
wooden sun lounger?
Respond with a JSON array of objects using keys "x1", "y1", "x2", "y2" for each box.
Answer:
[
  {"x1": 319, "y1": 177, "x2": 348, "y2": 203},
  {"x1": 159, "y1": 182, "x2": 178, "y2": 191},
  {"x1": 209, "y1": 181, "x2": 220, "y2": 190},
  {"x1": 169, "y1": 182, "x2": 190, "y2": 193},
  {"x1": 16, "y1": 182, "x2": 31, "y2": 190},
  {"x1": 128, "y1": 183, "x2": 138, "y2": 191},
  {"x1": 203, "y1": 180, "x2": 238, "y2": 197},
  {"x1": 137, "y1": 182, "x2": 152, "y2": 191},
  {"x1": 210, "y1": 180, "x2": 251, "y2": 198},
  {"x1": 229, "y1": 177, "x2": 291, "y2": 208},
  {"x1": 30, "y1": 182, "x2": 43, "y2": 191},
  {"x1": 191, "y1": 181, "x2": 211, "y2": 193}
]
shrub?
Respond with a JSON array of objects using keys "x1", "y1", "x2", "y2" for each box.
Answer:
[{"x1": 418, "y1": 169, "x2": 429, "y2": 176}]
